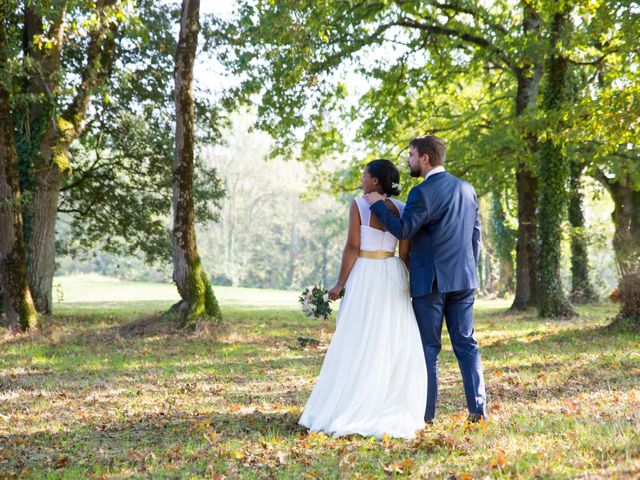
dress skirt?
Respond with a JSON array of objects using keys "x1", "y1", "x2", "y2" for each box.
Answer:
[{"x1": 299, "y1": 256, "x2": 427, "y2": 439}]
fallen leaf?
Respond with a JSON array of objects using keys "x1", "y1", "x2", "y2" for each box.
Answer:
[
  {"x1": 203, "y1": 429, "x2": 221, "y2": 445},
  {"x1": 230, "y1": 450, "x2": 244, "y2": 460},
  {"x1": 53, "y1": 454, "x2": 68, "y2": 469},
  {"x1": 489, "y1": 451, "x2": 507, "y2": 469}
]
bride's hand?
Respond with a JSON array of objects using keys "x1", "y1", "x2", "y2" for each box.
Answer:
[{"x1": 328, "y1": 284, "x2": 343, "y2": 301}]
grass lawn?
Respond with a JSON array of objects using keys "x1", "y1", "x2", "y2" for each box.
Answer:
[
  {"x1": 1, "y1": 275, "x2": 639, "y2": 478},
  {"x1": 52, "y1": 274, "x2": 301, "y2": 313}
]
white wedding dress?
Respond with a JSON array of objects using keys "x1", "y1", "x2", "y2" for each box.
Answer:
[{"x1": 299, "y1": 197, "x2": 427, "y2": 439}]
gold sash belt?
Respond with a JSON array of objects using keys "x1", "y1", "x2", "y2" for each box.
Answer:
[{"x1": 358, "y1": 250, "x2": 395, "y2": 260}]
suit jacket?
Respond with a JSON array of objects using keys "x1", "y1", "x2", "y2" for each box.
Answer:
[{"x1": 370, "y1": 171, "x2": 480, "y2": 297}]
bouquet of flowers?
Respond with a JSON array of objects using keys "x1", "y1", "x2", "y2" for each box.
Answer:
[{"x1": 299, "y1": 285, "x2": 333, "y2": 321}]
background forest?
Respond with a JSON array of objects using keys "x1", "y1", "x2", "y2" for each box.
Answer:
[
  {"x1": 56, "y1": 112, "x2": 349, "y2": 292},
  {"x1": 54, "y1": 110, "x2": 619, "y2": 301},
  {"x1": 2, "y1": 0, "x2": 637, "y2": 322}
]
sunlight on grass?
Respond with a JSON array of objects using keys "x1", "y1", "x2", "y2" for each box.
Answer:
[
  {"x1": 54, "y1": 274, "x2": 301, "y2": 313},
  {"x1": 1, "y1": 287, "x2": 638, "y2": 478}
]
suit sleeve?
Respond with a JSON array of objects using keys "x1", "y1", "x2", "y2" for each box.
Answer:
[
  {"x1": 472, "y1": 192, "x2": 481, "y2": 264},
  {"x1": 369, "y1": 187, "x2": 429, "y2": 240}
]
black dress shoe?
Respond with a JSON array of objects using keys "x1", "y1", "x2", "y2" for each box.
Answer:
[
  {"x1": 424, "y1": 418, "x2": 435, "y2": 425},
  {"x1": 466, "y1": 414, "x2": 487, "y2": 424}
]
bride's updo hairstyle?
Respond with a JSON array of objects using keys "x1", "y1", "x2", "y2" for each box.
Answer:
[{"x1": 366, "y1": 159, "x2": 402, "y2": 196}]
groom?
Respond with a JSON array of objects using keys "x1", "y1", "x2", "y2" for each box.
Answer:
[{"x1": 365, "y1": 135, "x2": 487, "y2": 423}]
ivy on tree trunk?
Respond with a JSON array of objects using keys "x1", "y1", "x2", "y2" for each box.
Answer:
[
  {"x1": 0, "y1": 15, "x2": 38, "y2": 331},
  {"x1": 568, "y1": 159, "x2": 597, "y2": 303},
  {"x1": 170, "y1": 0, "x2": 222, "y2": 325},
  {"x1": 537, "y1": 12, "x2": 575, "y2": 318},
  {"x1": 15, "y1": 2, "x2": 120, "y2": 314}
]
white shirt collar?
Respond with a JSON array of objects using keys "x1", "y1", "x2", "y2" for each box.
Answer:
[{"x1": 424, "y1": 166, "x2": 446, "y2": 180}]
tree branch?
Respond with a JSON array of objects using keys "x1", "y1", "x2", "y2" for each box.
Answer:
[
  {"x1": 566, "y1": 49, "x2": 619, "y2": 66},
  {"x1": 60, "y1": 155, "x2": 106, "y2": 192},
  {"x1": 22, "y1": 6, "x2": 65, "y2": 109},
  {"x1": 38, "y1": 8, "x2": 66, "y2": 92},
  {"x1": 313, "y1": 20, "x2": 396, "y2": 73},
  {"x1": 393, "y1": 17, "x2": 514, "y2": 71},
  {"x1": 591, "y1": 167, "x2": 614, "y2": 193},
  {"x1": 423, "y1": 0, "x2": 508, "y2": 35},
  {"x1": 58, "y1": 194, "x2": 103, "y2": 217},
  {"x1": 62, "y1": 0, "x2": 119, "y2": 141}
]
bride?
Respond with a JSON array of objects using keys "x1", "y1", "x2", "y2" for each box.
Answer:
[{"x1": 299, "y1": 159, "x2": 427, "y2": 439}]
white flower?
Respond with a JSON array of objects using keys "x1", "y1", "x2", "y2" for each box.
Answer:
[
  {"x1": 299, "y1": 283, "x2": 334, "y2": 321},
  {"x1": 392, "y1": 182, "x2": 401, "y2": 191}
]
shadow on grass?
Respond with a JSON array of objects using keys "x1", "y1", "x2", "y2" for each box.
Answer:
[
  {"x1": 2, "y1": 306, "x2": 315, "y2": 351},
  {"x1": 0, "y1": 409, "x2": 307, "y2": 475},
  {"x1": 2, "y1": 303, "x2": 639, "y2": 478},
  {"x1": 432, "y1": 316, "x2": 640, "y2": 412}
]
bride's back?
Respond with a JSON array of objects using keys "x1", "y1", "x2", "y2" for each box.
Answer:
[
  {"x1": 354, "y1": 197, "x2": 404, "y2": 252},
  {"x1": 370, "y1": 199, "x2": 399, "y2": 231}
]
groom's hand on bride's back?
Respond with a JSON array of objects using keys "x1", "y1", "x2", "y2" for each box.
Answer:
[{"x1": 364, "y1": 192, "x2": 385, "y2": 205}]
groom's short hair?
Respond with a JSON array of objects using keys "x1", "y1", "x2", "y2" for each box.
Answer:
[{"x1": 410, "y1": 135, "x2": 446, "y2": 167}]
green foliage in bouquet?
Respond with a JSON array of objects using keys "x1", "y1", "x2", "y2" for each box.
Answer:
[{"x1": 299, "y1": 285, "x2": 332, "y2": 321}]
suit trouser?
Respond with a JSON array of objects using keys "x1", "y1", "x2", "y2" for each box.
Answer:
[{"x1": 412, "y1": 287, "x2": 487, "y2": 421}]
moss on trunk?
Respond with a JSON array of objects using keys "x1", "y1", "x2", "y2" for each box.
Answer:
[
  {"x1": 17, "y1": 2, "x2": 120, "y2": 315},
  {"x1": 170, "y1": 0, "x2": 222, "y2": 326},
  {"x1": 0, "y1": 18, "x2": 39, "y2": 331},
  {"x1": 537, "y1": 11, "x2": 575, "y2": 319}
]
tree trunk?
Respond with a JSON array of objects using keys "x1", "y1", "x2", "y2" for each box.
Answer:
[
  {"x1": 610, "y1": 178, "x2": 640, "y2": 321},
  {"x1": 286, "y1": 222, "x2": 297, "y2": 289},
  {"x1": 17, "y1": 5, "x2": 46, "y2": 247},
  {"x1": 170, "y1": 0, "x2": 222, "y2": 324},
  {"x1": 26, "y1": 124, "x2": 68, "y2": 314},
  {"x1": 568, "y1": 159, "x2": 597, "y2": 303},
  {"x1": 511, "y1": 5, "x2": 543, "y2": 310},
  {"x1": 0, "y1": 18, "x2": 38, "y2": 331},
  {"x1": 321, "y1": 236, "x2": 329, "y2": 287},
  {"x1": 491, "y1": 191, "x2": 515, "y2": 296},
  {"x1": 537, "y1": 12, "x2": 575, "y2": 318},
  {"x1": 511, "y1": 148, "x2": 539, "y2": 309},
  {"x1": 19, "y1": 7, "x2": 66, "y2": 314},
  {"x1": 20, "y1": 1, "x2": 119, "y2": 314}
]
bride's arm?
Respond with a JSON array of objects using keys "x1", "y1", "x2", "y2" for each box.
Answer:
[
  {"x1": 399, "y1": 239, "x2": 410, "y2": 269},
  {"x1": 328, "y1": 200, "x2": 360, "y2": 300}
]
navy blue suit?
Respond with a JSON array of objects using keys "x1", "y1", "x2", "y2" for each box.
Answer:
[{"x1": 370, "y1": 171, "x2": 487, "y2": 420}]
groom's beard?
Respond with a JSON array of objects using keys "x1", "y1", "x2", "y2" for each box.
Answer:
[{"x1": 409, "y1": 164, "x2": 422, "y2": 177}]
